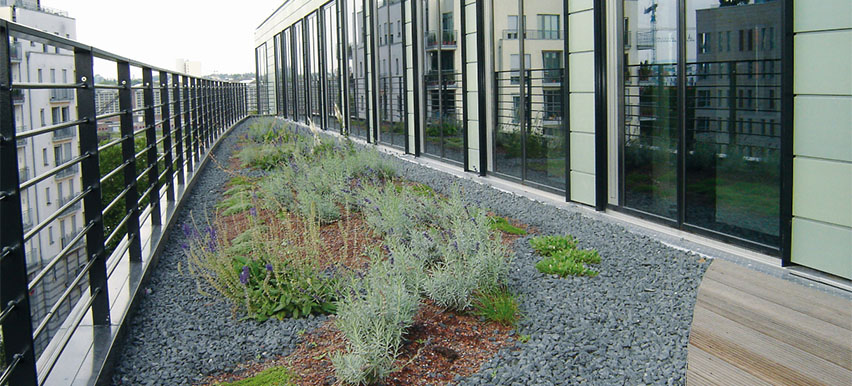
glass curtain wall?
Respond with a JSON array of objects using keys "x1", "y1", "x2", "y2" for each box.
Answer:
[
  {"x1": 323, "y1": 1, "x2": 343, "y2": 132},
  {"x1": 492, "y1": 0, "x2": 566, "y2": 191},
  {"x1": 346, "y1": 0, "x2": 370, "y2": 138},
  {"x1": 421, "y1": 0, "x2": 464, "y2": 163},
  {"x1": 621, "y1": 0, "x2": 783, "y2": 249},
  {"x1": 275, "y1": 33, "x2": 286, "y2": 117},
  {"x1": 376, "y1": 0, "x2": 407, "y2": 148}
]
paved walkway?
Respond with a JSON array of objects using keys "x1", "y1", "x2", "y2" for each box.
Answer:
[{"x1": 687, "y1": 259, "x2": 852, "y2": 385}]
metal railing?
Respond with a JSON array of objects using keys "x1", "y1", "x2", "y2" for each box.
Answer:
[
  {"x1": 11, "y1": 88, "x2": 24, "y2": 104},
  {"x1": 0, "y1": 19, "x2": 248, "y2": 386},
  {"x1": 49, "y1": 89, "x2": 74, "y2": 102},
  {"x1": 18, "y1": 166, "x2": 29, "y2": 182},
  {"x1": 502, "y1": 29, "x2": 563, "y2": 40}
]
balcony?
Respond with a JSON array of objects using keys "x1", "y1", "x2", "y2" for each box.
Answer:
[
  {"x1": 57, "y1": 193, "x2": 82, "y2": 214},
  {"x1": 60, "y1": 229, "x2": 85, "y2": 249},
  {"x1": 10, "y1": 41, "x2": 22, "y2": 62},
  {"x1": 19, "y1": 166, "x2": 30, "y2": 182},
  {"x1": 502, "y1": 29, "x2": 563, "y2": 40},
  {"x1": 53, "y1": 126, "x2": 76, "y2": 140},
  {"x1": 50, "y1": 89, "x2": 75, "y2": 102},
  {"x1": 425, "y1": 30, "x2": 457, "y2": 50},
  {"x1": 54, "y1": 162, "x2": 79, "y2": 179},
  {"x1": 12, "y1": 88, "x2": 25, "y2": 104},
  {"x1": 22, "y1": 208, "x2": 33, "y2": 232}
]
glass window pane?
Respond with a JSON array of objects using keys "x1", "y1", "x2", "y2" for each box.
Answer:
[
  {"x1": 622, "y1": 0, "x2": 679, "y2": 219},
  {"x1": 685, "y1": 0, "x2": 782, "y2": 247}
]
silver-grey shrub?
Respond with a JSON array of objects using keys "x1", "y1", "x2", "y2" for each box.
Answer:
[{"x1": 332, "y1": 244, "x2": 422, "y2": 385}]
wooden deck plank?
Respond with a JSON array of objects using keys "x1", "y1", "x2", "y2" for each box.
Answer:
[
  {"x1": 687, "y1": 345, "x2": 773, "y2": 386},
  {"x1": 703, "y1": 259, "x2": 852, "y2": 329},
  {"x1": 698, "y1": 276, "x2": 852, "y2": 370},
  {"x1": 690, "y1": 306, "x2": 852, "y2": 385}
]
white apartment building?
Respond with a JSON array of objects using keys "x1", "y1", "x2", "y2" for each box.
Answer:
[{"x1": 1, "y1": 0, "x2": 87, "y2": 355}]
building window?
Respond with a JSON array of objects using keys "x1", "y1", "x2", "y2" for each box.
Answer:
[
  {"x1": 537, "y1": 14, "x2": 560, "y2": 39},
  {"x1": 46, "y1": 187, "x2": 51, "y2": 205},
  {"x1": 52, "y1": 107, "x2": 61, "y2": 124},
  {"x1": 507, "y1": 15, "x2": 519, "y2": 39},
  {"x1": 543, "y1": 89, "x2": 562, "y2": 121},
  {"x1": 698, "y1": 32, "x2": 710, "y2": 54},
  {"x1": 510, "y1": 54, "x2": 530, "y2": 84},
  {"x1": 40, "y1": 109, "x2": 45, "y2": 126},
  {"x1": 42, "y1": 148, "x2": 48, "y2": 166},
  {"x1": 49, "y1": 226, "x2": 54, "y2": 244},
  {"x1": 38, "y1": 69, "x2": 43, "y2": 83},
  {"x1": 542, "y1": 51, "x2": 562, "y2": 83}
]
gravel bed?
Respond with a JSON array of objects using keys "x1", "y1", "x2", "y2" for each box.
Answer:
[
  {"x1": 111, "y1": 120, "x2": 326, "y2": 385},
  {"x1": 112, "y1": 119, "x2": 708, "y2": 385}
]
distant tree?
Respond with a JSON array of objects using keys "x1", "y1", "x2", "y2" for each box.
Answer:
[{"x1": 99, "y1": 136, "x2": 161, "y2": 255}]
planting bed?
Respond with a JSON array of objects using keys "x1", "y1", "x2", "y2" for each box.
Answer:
[{"x1": 112, "y1": 118, "x2": 708, "y2": 385}]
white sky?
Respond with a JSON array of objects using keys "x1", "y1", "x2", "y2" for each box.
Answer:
[{"x1": 39, "y1": 0, "x2": 284, "y2": 76}]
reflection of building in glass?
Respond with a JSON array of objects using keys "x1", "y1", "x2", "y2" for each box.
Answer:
[{"x1": 692, "y1": 0, "x2": 782, "y2": 161}]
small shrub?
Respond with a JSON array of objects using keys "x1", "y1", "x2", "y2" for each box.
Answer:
[
  {"x1": 333, "y1": 254, "x2": 421, "y2": 385},
  {"x1": 488, "y1": 215, "x2": 527, "y2": 235},
  {"x1": 472, "y1": 286, "x2": 521, "y2": 326},
  {"x1": 221, "y1": 365, "x2": 293, "y2": 386}
]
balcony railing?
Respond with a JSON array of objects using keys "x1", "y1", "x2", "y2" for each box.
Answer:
[
  {"x1": 502, "y1": 29, "x2": 563, "y2": 40},
  {"x1": 22, "y1": 208, "x2": 33, "y2": 231},
  {"x1": 52, "y1": 126, "x2": 76, "y2": 140},
  {"x1": 49, "y1": 89, "x2": 75, "y2": 102},
  {"x1": 53, "y1": 161, "x2": 78, "y2": 178},
  {"x1": 0, "y1": 19, "x2": 249, "y2": 386},
  {"x1": 12, "y1": 88, "x2": 25, "y2": 104},
  {"x1": 425, "y1": 30, "x2": 457, "y2": 49},
  {"x1": 19, "y1": 166, "x2": 29, "y2": 182}
]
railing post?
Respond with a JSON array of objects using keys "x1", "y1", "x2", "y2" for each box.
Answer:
[
  {"x1": 159, "y1": 71, "x2": 174, "y2": 202},
  {"x1": 172, "y1": 73, "x2": 184, "y2": 185},
  {"x1": 142, "y1": 67, "x2": 161, "y2": 226},
  {"x1": 74, "y1": 47, "x2": 111, "y2": 326},
  {"x1": 183, "y1": 76, "x2": 193, "y2": 170},
  {"x1": 190, "y1": 77, "x2": 199, "y2": 163},
  {"x1": 117, "y1": 62, "x2": 142, "y2": 262},
  {"x1": 0, "y1": 21, "x2": 39, "y2": 386}
]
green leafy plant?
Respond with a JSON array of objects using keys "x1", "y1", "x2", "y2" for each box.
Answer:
[
  {"x1": 472, "y1": 286, "x2": 521, "y2": 326},
  {"x1": 530, "y1": 235, "x2": 601, "y2": 278},
  {"x1": 530, "y1": 235, "x2": 577, "y2": 256},
  {"x1": 219, "y1": 365, "x2": 293, "y2": 386},
  {"x1": 488, "y1": 215, "x2": 528, "y2": 235}
]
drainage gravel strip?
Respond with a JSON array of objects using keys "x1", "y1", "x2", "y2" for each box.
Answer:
[{"x1": 112, "y1": 118, "x2": 708, "y2": 385}]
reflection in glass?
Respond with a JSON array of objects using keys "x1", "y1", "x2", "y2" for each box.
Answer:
[
  {"x1": 377, "y1": 0, "x2": 406, "y2": 148},
  {"x1": 307, "y1": 14, "x2": 323, "y2": 125},
  {"x1": 493, "y1": 0, "x2": 565, "y2": 191},
  {"x1": 294, "y1": 21, "x2": 306, "y2": 123},
  {"x1": 283, "y1": 28, "x2": 295, "y2": 120},
  {"x1": 685, "y1": 0, "x2": 781, "y2": 247},
  {"x1": 323, "y1": 2, "x2": 342, "y2": 132},
  {"x1": 622, "y1": 0, "x2": 678, "y2": 219},
  {"x1": 422, "y1": 0, "x2": 463, "y2": 163},
  {"x1": 346, "y1": 0, "x2": 369, "y2": 138}
]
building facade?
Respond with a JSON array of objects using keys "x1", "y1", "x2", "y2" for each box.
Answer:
[
  {"x1": 255, "y1": 0, "x2": 851, "y2": 280},
  {"x1": 0, "y1": 0, "x2": 88, "y2": 354}
]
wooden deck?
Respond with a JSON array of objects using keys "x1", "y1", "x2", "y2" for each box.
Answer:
[{"x1": 687, "y1": 259, "x2": 852, "y2": 385}]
